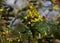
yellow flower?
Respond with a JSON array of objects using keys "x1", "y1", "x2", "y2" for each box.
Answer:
[
  {"x1": 39, "y1": 17, "x2": 43, "y2": 21},
  {"x1": 33, "y1": 12, "x2": 37, "y2": 16},
  {"x1": 18, "y1": 39, "x2": 20, "y2": 42},
  {"x1": 7, "y1": 38, "x2": 10, "y2": 40},
  {"x1": 39, "y1": 33, "x2": 42, "y2": 39},
  {"x1": 51, "y1": 34, "x2": 54, "y2": 37},
  {"x1": 37, "y1": 12, "x2": 40, "y2": 15},
  {"x1": 31, "y1": 18, "x2": 40, "y2": 22},
  {"x1": 21, "y1": 5, "x2": 25, "y2": 10},
  {"x1": 53, "y1": 5, "x2": 58, "y2": 10},
  {"x1": 29, "y1": 3, "x2": 33, "y2": 6},
  {"x1": 24, "y1": 3, "x2": 43, "y2": 24},
  {"x1": 55, "y1": 14, "x2": 59, "y2": 20},
  {"x1": 30, "y1": 6, "x2": 33, "y2": 9},
  {"x1": 28, "y1": 22, "x2": 31, "y2": 24},
  {"x1": 15, "y1": 9, "x2": 19, "y2": 14},
  {"x1": 34, "y1": 18, "x2": 39, "y2": 22},
  {"x1": 44, "y1": 31, "x2": 47, "y2": 36},
  {"x1": 4, "y1": 30, "x2": 9, "y2": 34},
  {"x1": 2, "y1": 32, "x2": 6, "y2": 34},
  {"x1": 0, "y1": 9, "x2": 3, "y2": 12},
  {"x1": 2, "y1": 30, "x2": 9, "y2": 35},
  {"x1": 5, "y1": 30, "x2": 9, "y2": 34},
  {"x1": 28, "y1": 11, "x2": 32, "y2": 17},
  {"x1": 31, "y1": 19, "x2": 34, "y2": 22},
  {"x1": 52, "y1": 0, "x2": 56, "y2": 3},
  {"x1": 24, "y1": 16, "x2": 27, "y2": 19}
]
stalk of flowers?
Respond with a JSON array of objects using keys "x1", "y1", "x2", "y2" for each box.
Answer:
[{"x1": 24, "y1": 3, "x2": 43, "y2": 24}]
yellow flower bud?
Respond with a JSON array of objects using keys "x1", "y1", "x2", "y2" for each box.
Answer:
[
  {"x1": 21, "y1": 5, "x2": 25, "y2": 9},
  {"x1": 24, "y1": 16, "x2": 27, "y2": 19},
  {"x1": 31, "y1": 19, "x2": 34, "y2": 22},
  {"x1": 7, "y1": 38, "x2": 10, "y2": 40},
  {"x1": 34, "y1": 18, "x2": 39, "y2": 22},
  {"x1": 15, "y1": 9, "x2": 19, "y2": 14},
  {"x1": 5, "y1": 30, "x2": 8, "y2": 34},
  {"x1": 0, "y1": 9, "x2": 3, "y2": 12},
  {"x1": 44, "y1": 31, "x2": 47, "y2": 36},
  {"x1": 2, "y1": 32, "x2": 6, "y2": 34},
  {"x1": 53, "y1": 5, "x2": 58, "y2": 10},
  {"x1": 18, "y1": 39, "x2": 20, "y2": 42},
  {"x1": 30, "y1": 6, "x2": 33, "y2": 9},
  {"x1": 51, "y1": 34, "x2": 54, "y2": 37},
  {"x1": 28, "y1": 22, "x2": 31, "y2": 24}
]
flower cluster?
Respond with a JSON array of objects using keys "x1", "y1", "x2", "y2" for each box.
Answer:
[
  {"x1": 2, "y1": 30, "x2": 9, "y2": 35},
  {"x1": 24, "y1": 4, "x2": 43, "y2": 24}
]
